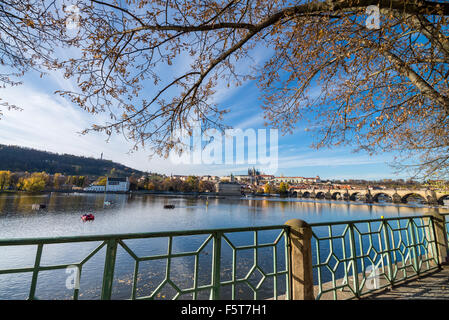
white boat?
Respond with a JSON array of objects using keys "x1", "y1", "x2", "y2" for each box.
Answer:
[{"x1": 31, "y1": 204, "x2": 46, "y2": 210}]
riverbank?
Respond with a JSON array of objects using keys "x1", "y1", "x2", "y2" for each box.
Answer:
[
  {"x1": 0, "y1": 189, "x2": 239, "y2": 200},
  {"x1": 1, "y1": 189, "x2": 220, "y2": 196}
]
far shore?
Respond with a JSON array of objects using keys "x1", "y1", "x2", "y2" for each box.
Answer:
[{"x1": 0, "y1": 189, "x2": 247, "y2": 198}]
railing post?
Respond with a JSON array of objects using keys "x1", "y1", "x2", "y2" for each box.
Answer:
[
  {"x1": 427, "y1": 212, "x2": 449, "y2": 265},
  {"x1": 285, "y1": 219, "x2": 314, "y2": 300},
  {"x1": 101, "y1": 239, "x2": 118, "y2": 300},
  {"x1": 28, "y1": 243, "x2": 43, "y2": 300},
  {"x1": 348, "y1": 223, "x2": 361, "y2": 298},
  {"x1": 381, "y1": 220, "x2": 394, "y2": 286},
  {"x1": 409, "y1": 218, "x2": 420, "y2": 274},
  {"x1": 210, "y1": 231, "x2": 222, "y2": 300}
]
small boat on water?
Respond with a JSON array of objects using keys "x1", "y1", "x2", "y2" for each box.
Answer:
[
  {"x1": 104, "y1": 201, "x2": 112, "y2": 206},
  {"x1": 31, "y1": 204, "x2": 46, "y2": 210},
  {"x1": 163, "y1": 204, "x2": 175, "y2": 209},
  {"x1": 81, "y1": 214, "x2": 95, "y2": 221}
]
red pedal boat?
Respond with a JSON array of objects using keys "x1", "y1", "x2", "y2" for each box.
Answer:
[{"x1": 81, "y1": 214, "x2": 95, "y2": 221}]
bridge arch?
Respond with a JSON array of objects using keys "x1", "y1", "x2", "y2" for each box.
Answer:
[
  {"x1": 372, "y1": 193, "x2": 393, "y2": 203},
  {"x1": 332, "y1": 192, "x2": 342, "y2": 200},
  {"x1": 438, "y1": 194, "x2": 449, "y2": 205},
  {"x1": 315, "y1": 192, "x2": 326, "y2": 199},
  {"x1": 302, "y1": 191, "x2": 311, "y2": 198},
  {"x1": 401, "y1": 193, "x2": 427, "y2": 204},
  {"x1": 349, "y1": 192, "x2": 364, "y2": 201}
]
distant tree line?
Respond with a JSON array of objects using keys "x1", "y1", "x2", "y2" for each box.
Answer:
[
  {"x1": 259, "y1": 182, "x2": 289, "y2": 195},
  {"x1": 130, "y1": 175, "x2": 216, "y2": 193},
  {"x1": 0, "y1": 170, "x2": 218, "y2": 194},
  {"x1": 0, "y1": 145, "x2": 145, "y2": 176},
  {"x1": 0, "y1": 171, "x2": 90, "y2": 192}
]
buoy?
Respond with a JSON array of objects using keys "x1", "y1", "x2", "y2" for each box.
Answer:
[{"x1": 381, "y1": 216, "x2": 384, "y2": 219}]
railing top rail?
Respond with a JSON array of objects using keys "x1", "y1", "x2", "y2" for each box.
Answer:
[
  {"x1": 0, "y1": 224, "x2": 289, "y2": 246},
  {"x1": 0, "y1": 213, "x2": 443, "y2": 246},
  {"x1": 308, "y1": 214, "x2": 434, "y2": 228}
]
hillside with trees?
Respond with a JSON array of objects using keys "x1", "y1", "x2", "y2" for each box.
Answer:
[{"x1": 0, "y1": 145, "x2": 145, "y2": 177}]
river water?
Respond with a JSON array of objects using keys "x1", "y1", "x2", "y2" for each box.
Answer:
[{"x1": 0, "y1": 193, "x2": 444, "y2": 300}]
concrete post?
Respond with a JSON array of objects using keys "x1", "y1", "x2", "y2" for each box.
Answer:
[
  {"x1": 285, "y1": 219, "x2": 314, "y2": 300},
  {"x1": 426, "y1": 212, "x2": 449, "y2": 265}
]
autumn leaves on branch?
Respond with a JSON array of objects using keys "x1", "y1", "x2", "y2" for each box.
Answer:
[{"x1": 1, "y1": 1, "x2": 449, "y2": 178}]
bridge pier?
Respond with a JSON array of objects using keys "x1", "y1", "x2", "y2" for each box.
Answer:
[
  {"x1": 365, "y1": 194, "x2": 373, "y2": 203},
  {"x1": 392, "y1": 193, "x2": 402, "y2": 204},
  {"x1": 427, "y1": 195, "x2": 439, "y2": 206},
  {"x1": 362, "y1": 190, "x2": 372, "y2": 203},
  {"x1": 325, "y1": 192, "x2": 332, "y2": 200}
]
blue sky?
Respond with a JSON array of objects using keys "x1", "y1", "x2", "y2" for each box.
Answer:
[{"x1": 0, "y1": 36, "x2": 402, "y2": 180}]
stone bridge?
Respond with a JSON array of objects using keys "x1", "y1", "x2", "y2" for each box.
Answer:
[{"x1": 289, "y1": 187, "x2": 449, "y2": 205}]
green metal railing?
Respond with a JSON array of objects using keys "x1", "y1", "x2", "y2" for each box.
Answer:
[
  {"x1": 1, "y1": 214, "x2": 447, "y2": 300},
  {"x1": 0, "y1": 225, "x2": 290, "y2": 300},
  {"x1": 310, "y1": 215, "x2": 440, "y2": 300}
]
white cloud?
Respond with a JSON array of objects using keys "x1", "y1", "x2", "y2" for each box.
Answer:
[
  {"x1": 234, "y1": 113, "x2": 265, "y2": 129},
  {"x1": 278, "y1": 153, "x2": 386, "y2": 169},
  {"x1": 0, "y1": 84, "x2": 165, "y2": 171}
]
